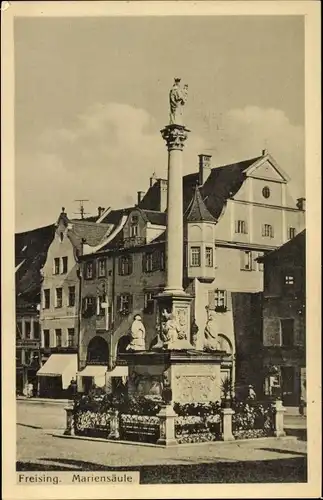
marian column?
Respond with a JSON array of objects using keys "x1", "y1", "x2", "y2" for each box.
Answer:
[{"x1": 156, "y1": 79, "x2": 193, "y2": 350}]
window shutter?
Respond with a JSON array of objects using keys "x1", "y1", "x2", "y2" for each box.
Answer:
[
  {"x1": 251, "y1": 252, "x2": 257, "y2": 270},
  {"x1": 128, "y1": 255, "x2": 133, "y2": 275},
  {"x1": 128, "y1": 294, "x2": 133, "y2": 312},
  {"x1": 226, "y1": 291, "x2": 232, "y2": 310},
  {"x1": 261, "y1": 225, "x2": 265, "y2": 237},
  {"x1": 118, "y1": 257, "x2": 122, "y2": 275},
  {"x1": 271, "y1": 226, "x2": 274, "y2": 238},
  {"x1": 82, "y1": 297, "x2": 87, "y2": 313},
  {"x1": 116, "y1": 295, "x2": 121, "y2": 312},
  {"x1": 234, "y1": 220, "x2": 238, "y2": 233},
  {"x1": 208, "y1": 290, "x2": 215, "y2": 310},
  {"x1": 244, "y1": 220, "x2": 248, "y2": 234},
  {"x1": 142, "y1": 253, "x2": 147, "y2": 272},
  {"x1": 240, "y1": 251, "x2": 245, "y2": 270}
]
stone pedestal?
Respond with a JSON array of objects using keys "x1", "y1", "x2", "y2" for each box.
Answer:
[
  {"x1": 64, "y1": 405, "x2": 74, "y2": 436},
  {"x1": 120, "y1": 350, "x2": 227, "y2": 404},
  {"x1": 157, "y1": 404, "x2": 177, "y2": 446},
  {"x1": 221, "y1": 407, "x2": 235, "y2": 441},
  {"x1": 274, "y1": 399, "x2": 286, "y2": 437},
  {"x1": 156, "y1": 291, "x2": 193, "y2": 350}
]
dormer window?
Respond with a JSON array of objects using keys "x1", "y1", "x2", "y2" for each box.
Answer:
[{"x1": 130, "y1": 225, "x2": 139, "y2": 237}]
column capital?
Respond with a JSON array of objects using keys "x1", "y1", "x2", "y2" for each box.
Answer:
[{"x1": 161, "y1": 124, "x2": 190, "y2": 151}]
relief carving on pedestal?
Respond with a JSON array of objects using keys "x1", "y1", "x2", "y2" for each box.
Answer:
[{"x1": 173, "y1": 375, "x2": 215, "y2": 402}]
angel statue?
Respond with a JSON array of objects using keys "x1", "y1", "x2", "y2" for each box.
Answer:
[
  {"x1": 126, "y1": 314, "x2": 146, "y2": 351},
  {"x1": 169, "y1": 78, "x2": 188, "y2": 126},
  {"x1": 204, "y1": 310, "x2": 221, "y2": 351}
]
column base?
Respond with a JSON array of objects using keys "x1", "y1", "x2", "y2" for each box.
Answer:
[
  {"x1": 274, "y1": 430, "x2": 286, "y2": 438},
  {"x1": 157, "y1": 438, "x2": 178, "y2": 446}
]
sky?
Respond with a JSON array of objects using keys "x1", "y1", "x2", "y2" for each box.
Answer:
[{"x1": 15, "y1": 15, "x2": 305, "y2": 232}]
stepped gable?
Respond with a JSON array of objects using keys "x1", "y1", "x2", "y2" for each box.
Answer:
[{"x1": 184, "y1": 185, "x2": 217, "y2": 223}]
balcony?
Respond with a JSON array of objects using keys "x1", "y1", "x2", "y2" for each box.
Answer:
[{"x1": 123, "y1": 236, "x2": 146, "y2": 248}]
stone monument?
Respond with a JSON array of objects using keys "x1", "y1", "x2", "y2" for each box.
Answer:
[{"x1": 121, "y1": 79, "x2": 227, "y2": 407}]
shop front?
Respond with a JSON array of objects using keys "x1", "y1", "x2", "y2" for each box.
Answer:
[{"x1": 37, "y1": 353, "x2": 78, "y2": 398}]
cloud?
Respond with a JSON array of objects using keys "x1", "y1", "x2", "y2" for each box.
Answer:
[
  {"x1": 15, "y1": 103, "x2": 304, "y2": 232},
  {"x1": 15, "y1": 102, "x2": 207, "y2": 231},
  {"x1": 207, "y1": 106, "x2": 305, "y2": 200}
]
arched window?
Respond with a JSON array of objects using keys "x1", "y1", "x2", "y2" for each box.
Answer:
[{"x1": 87, "y1": 336, "x2": 109, "y2": 364}]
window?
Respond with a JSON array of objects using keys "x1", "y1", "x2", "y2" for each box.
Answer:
[
  {"x1": 240, "y1": 250, "x2": 252, "y2": 271},
  {"x1": 33, "y1": 321, "x2": 40, "y2": 339},
  {"x1": 43, "y1": 329, "x2": 50, "y2": 348},
  {"x1": 85, "y1": 262, "x2": 94, "y2": 279},
  {"x1": 62, "y1": 256, "x2": 68, "y2": 274},
  {"x1": 208, "y1": 289, "x2": 228, "y2": 311},
  {"x1": 25, "y1": 351, "x2": 31, "y2": 365},
  {"x1": 190, "y1": 246, "x2": 201, "y2": 267},
  {"x1": 257, "y1": 253, "x2": 264, "y2": 271},
  {"x1": 117, "y1": 294, "x2": 132, "y2": 315},
  {"x1": 288, "y1": 227, "x2": 296, "y2": 240},
  {"x1": 43, "y1": 289, "x2": 50, "y2": 309},
  {"x1": 25, "y1": 321, "x2": 31, "y2": 339},
  {"x1": 53, "y1": 257, "x2": 60, "y2": 275},
  {"x1": 67, "y1": 328, "x2": 75, "y2": 347},
  {"x1": 280, "y1": 319, "x2": 294, "y2": 347},
  {"x1": 130, "y1": 225, "x2": 139, "y2": 237},
  {"x1": 55, "y1": 329, "x2": 62, "y2": 347},
  {"x1": 215, "y1": 289, "x2": 227, "y2": 310},
  {"x1": 16, "y1": 321, "x2": 22, "y2": 339},
  {"x1": 16, "y1": 349, "x2": 22, "y2": 365},
  {"x1": 262, "y1": 186, "x2": 270, "y2": 199},
  {"x1": 262, "y1": 224, "x2": 274, "y2": 238},
  {"x1": 97, "y1": 295, "x2": 106, "y2": 316},
  {"x1": 284, "y1": 274, "x2": 294, "y2": 285},
  {"x1": 118, "y1": 255, "x2": 132, "y2": 276},
  {"x1": 144, "y1": 252, "x2": 154, "y2": 272},
  {"x1": 82, "y1": 296, "x2": 96, "y2": 316},
  {"x1": 55, "y1": 288, "x2": 63, "y2": 308},
  {"x1": 144, "y1": 292, "x2": 155, "y2": 314},
  {"x1": 68, "y1": 286, "x2": 76, "y2": 307},
  {"x1": 205, "y1": 247, "x2": 213, "y2": 267},
  {"x1": 98, "y1": 259, "x2": 106, "y2": 278},
  {"x1": 235, "y1": 220, "x2": 248, "y2": 234}
]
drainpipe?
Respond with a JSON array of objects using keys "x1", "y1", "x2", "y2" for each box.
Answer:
[{"x1": 76, "y1": 263, "x2": 83, "y2": 373}]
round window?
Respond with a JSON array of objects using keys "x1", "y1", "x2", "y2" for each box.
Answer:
[{"x1": 262, "y1": 186, "x2": 270, "y2": 199}]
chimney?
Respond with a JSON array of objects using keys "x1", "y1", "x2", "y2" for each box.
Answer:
[
  {"x1": 262, "y1": 148, "x2": 268, "y2": 156},
  {"x1": 159, "y1": 179, "x2": 168, "y2": 212},
  {"x1": 198, "y1": 154, "x2": 212, "y2": 185},
  {"x1": 97, "y1": 206, "x2": 105, "y2": 217},
  {"x1": 137, "y1": 191, "x2": 145, "y2": 205},
  {"x1": 296, "y1": 197, "x2": 306, "y2": 211}
]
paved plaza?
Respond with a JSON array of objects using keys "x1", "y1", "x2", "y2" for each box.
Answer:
[{"x1": 16, "y1": 400, "x2": 307, "y2": 483}]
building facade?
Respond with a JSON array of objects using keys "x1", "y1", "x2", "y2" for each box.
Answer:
[
  {"x1": 15, "y1": 224, "x2": 55, "y2": 394},
  {"x1": 76, "y1": 150, "x2": 305, "y2": 393},
  {"x1": 259, "y1": 230, "x2": 306, "y2": 406},
  {"x1": 37, "y1": 209, "x2": 115, "y2": 397}
]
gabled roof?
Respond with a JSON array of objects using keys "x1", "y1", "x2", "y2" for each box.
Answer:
[
  {"x1": 195, "y1": 156, "x2": 262, "y2": 219},
  {"x1": 184, "y1": 185, "x2": 217, "y2": 223},
  {"x1": 69, "y1": 220, "x2": 114, "y2": 247}
]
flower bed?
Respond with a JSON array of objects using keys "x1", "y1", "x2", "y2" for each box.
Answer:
[
  {"x1": 232, "y1": 400, "x2": 275, "y2": 439},
  {"x1": 74, "y1": 409, "x2": 112, "y2": 438},
  {"x1": 174, "y1": 403, "x2": 222, "y2": 444}
]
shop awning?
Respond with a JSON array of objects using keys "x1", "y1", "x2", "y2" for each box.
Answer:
[
  {"x1": 78, "y1": 365, "x2": 128, "y2": 378},
  {"x1": 37, "y1": 354, "x2": 77, "y2": 389},
  {"x1": 77, "y1": 365, "x2": 107, "y2": 378}
]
